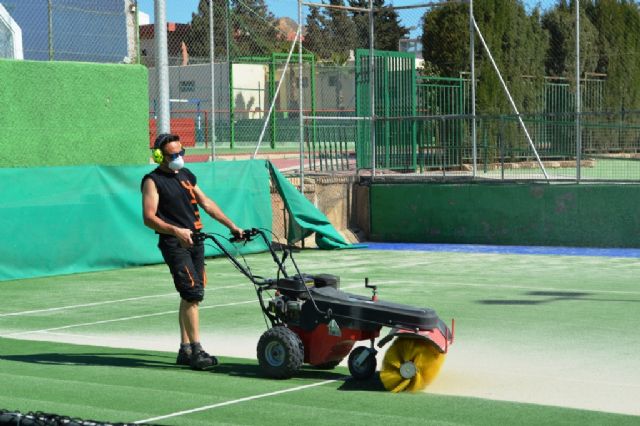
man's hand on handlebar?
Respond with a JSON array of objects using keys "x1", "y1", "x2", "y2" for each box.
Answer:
[
  {"x1": 230, "y1": 226, "x2": 243, "y2": 240},
  {"x1": 230, "y1": 228, "x2": 259, "y2": 243},
  {"x1": 175, "y1": 227, "x2": 194, "y2": 248}
]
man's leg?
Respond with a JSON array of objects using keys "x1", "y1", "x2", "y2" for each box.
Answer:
[
  {"x1": 179, "y1": 299, "x2": 200, "y2": 344},
  {"x1": 176, "y1": 303, "x2": 192, "y2": 365}
]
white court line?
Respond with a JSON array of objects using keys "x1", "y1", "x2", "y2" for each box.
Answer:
[
  {"x1": 134, "y1": 379, "x2": 339, "y2": 424},
  {"x1": 1, "y1": 300, "x2": 255, "y2": 338},
  {"x1": 0, "y1": 284, "x2": 245, "y2": 318},
  {"x1": 1, "y1": 283, "x2": 364, "y2": 339}
]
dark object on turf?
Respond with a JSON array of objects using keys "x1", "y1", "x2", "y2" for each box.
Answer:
[
  {"x1": 0, "y1": 408, "x2": 154, "y2": 426},
  {"x1": 194, "y1": 229, "x2": 454, "y2": 392}
]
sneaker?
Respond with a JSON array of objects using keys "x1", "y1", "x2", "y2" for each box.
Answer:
[
  {"x1": 176, "y1": 347, "x2": 192, "y2": 366},
  {"x1": 190, "y1": 349, "x2": 219, "y2": 370}
]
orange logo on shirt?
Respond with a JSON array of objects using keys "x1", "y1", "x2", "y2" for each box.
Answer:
[{"x1": 180, "y1": 180, "x2": 202, "y2": 229}]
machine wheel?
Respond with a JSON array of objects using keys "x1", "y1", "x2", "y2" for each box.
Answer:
[
  {"x1": 380, "y1": 338, "x2": 445, "y2": 393},
  {"x1": 347, "y1": 346, "x2": 377, "y2": 380},
  {"x1": 257, "y1": 326, "x2": 304, "y2": 379}
]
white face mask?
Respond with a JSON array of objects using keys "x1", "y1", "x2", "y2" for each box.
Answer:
[{"x1": 168, "y1": 156, "x2": 184, "y2": 171}]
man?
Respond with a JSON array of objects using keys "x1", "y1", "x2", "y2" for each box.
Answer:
[{"x1": 141, "y1": 133, "x2": 242, "y2": 370}]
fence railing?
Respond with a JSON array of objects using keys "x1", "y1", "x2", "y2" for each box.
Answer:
[{"x1": 366, "y1": 111, "x2": 640, "y2": 181}]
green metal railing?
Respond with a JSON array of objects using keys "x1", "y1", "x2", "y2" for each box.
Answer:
[{"x1": 355, "y1": 49, "x2": 417, "y2": 170}]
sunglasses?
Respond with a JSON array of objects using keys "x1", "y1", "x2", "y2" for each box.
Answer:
[{"x1": 166, "y1": 149, "x2": 185, "y2": 160}]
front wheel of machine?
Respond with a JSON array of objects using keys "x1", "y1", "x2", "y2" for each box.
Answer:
[
  {"x1": 348, "y1": 346, "x2": 377, "y2": 380},
  {"x1": 380, "y1": 338, "x2": 445, "y2": 393},
  {"x1": 257, "y1": 326, "x2": 304, "y2": 379}
]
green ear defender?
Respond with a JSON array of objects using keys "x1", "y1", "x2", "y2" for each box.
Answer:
[
  {"x1": 152, "y1": 133, "x2": 180, "y2": 164},
  {"x1": 152, "y1": 148, "x2": 164, "y2": 164}
]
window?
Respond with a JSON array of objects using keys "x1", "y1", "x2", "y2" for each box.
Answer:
[{"x1": 179, "y1": 80, "x2": 196, "y2": 93}]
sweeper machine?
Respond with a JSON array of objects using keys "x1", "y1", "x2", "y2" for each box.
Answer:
[{"x1": 194, "y1": 229, "x2": 454, "y2": 392}]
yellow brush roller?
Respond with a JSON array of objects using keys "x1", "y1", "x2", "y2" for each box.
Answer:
[{"x1": 380, "y1": 338, "x2": 445, "y2": 393}]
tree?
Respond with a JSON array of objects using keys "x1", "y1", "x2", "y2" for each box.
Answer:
[
  {"x1": 422, "y1": 0, "x2": 547, "y2": 114},
  {"x1": 229, "y1": 0, "x2": 281, "y2": 57},
  {"x1": 325, "y1": 0, "x2": 358, "y2": 63},
  {"x1": 349, "y1": 0, "x2": 409, "y2": 51},
  {"x1": 187, "y1": 0, "x2": 230, "y2": 62},
  {"x1": 304, "y1": 6, "x2": 331, "y2": 60},
  {"x1": 586, "y1": 0, "x2": 640, "y2": 111},
  {"x1": 541, "y1": 0, "x2": 598, "y2": 80}
]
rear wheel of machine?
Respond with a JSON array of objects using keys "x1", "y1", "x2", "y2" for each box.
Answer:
[
  {"x1": 257, "y1": 326, "x2": 304, "y2": 379},
  {"x1": 347, "y1": 346, "x2": 377, "y2": 380},
  {"x1": 380, "y1": 338, "x2": 445, "y2": 393}
]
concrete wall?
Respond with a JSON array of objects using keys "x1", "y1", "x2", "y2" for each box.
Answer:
[
  {"x1": 0, "y1": 60, "x2": 149, "y2": 167},
  {"x1": 368, "y1": 182, "x2": 640, "y2": 248}
]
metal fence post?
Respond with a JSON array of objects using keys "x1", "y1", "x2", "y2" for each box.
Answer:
[{"x1": 154, "y1": 0, "x2": 170, "y2": 134}]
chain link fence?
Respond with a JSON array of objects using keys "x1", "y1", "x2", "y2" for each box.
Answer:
[{"x1": 3, "y1": 0, "x2": 640, "y2": 180}]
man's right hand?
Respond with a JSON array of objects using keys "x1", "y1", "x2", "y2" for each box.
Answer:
[{"x1": 174, "y1": 227, "x2": 193, "y2": 248}]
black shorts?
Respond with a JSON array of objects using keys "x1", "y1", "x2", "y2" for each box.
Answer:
[{"x1": 158, "y1": 236, "x2": 206, "y2": 302}]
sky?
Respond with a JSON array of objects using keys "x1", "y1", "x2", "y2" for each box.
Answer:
[{"x1": 137, "y1": 0, "x2": 556, "y2": 25}]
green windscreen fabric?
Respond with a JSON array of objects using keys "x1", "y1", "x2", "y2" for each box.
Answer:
[
  {"x1": 0, "y1": 160, "x2": 271, "y2": 282},
  {"x1": 267, "y1": 162, "x2": 350, "y2": 249}
]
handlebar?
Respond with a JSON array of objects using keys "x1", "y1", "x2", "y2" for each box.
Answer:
[
  {"x1": 229, "y1": 228, "x2": 259, "y2": 243},
  {"x1": 192, "y1": 228, "x2": 259, "y2": 245}
]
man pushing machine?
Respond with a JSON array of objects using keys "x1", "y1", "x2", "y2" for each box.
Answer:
[{"x1": 141, "y1": 133, "x2": 243, "y2": 370}]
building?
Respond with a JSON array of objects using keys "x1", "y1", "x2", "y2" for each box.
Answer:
[
  {"x1": 0, "y1": 3, "x2": 23, "y2": 59},
  {"x1": 2, "y1": 0, "x2": 135, "y2": 63},
  {"x1": 139, "y1": 22, "x2": 192, "y2": 67}
]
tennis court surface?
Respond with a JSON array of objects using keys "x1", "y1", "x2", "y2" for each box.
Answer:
[{"x1": 1, "y1": 245, "x2": 639, "y2": 425}]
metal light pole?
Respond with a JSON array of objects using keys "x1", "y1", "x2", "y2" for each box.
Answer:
[
  {"x1": 369, "y1": 0, "x2": 375, "y2": 178},
  {"x1": 48, "y1": 0, "x2": 53, "y2": 60},
  {"x1": 298, "y1": 0, "x2": 305, "y2": 193},
  {"x1": 210, "y1": 0, "x2": 216, "y2": 161},
  {"x1": 470, "y1": 0, "x2": 477, "y2": 177},
  {"x1": 576, "y1": 0, "x2": 582, "y2": 182},
  {"x1": 154, "y1": 0, "x2": 170, "y2": 134}
]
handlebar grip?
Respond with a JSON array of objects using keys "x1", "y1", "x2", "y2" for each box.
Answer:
[
  {"x1": 230, "y1": 228, "x2": 258, "y2": 243},
  {"x1": 192, "y1": 232, "x2": 206, "y2": 245}
]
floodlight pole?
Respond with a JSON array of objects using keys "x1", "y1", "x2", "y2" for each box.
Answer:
[
  {"x1": 469, "y1": 0, "x2": 477, "y2": 177},
  {"x1": 154, "y1": 0, "x2": 170, "y2": 134},
  {"x1": 48, "y1": 0, "x2": 53, "y2": 60},
  {"x1": 369, "y1": 0, "x2": 376, "y2": 179},
  {"x1": 576, "y1": 0, "x2": 581, "y2": 182},
  {"x1": 298, "y1": 0, "x2": 305, "y2": 194},
  {"x1": 209, "y1": 0, "x2": 216, "y2": 161}
]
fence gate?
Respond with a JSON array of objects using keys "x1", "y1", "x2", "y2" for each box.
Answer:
[{"x1": 355, "y1": 49, "x2": 417, "y2": 170}]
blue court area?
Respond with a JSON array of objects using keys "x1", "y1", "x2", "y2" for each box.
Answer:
[{"x1": 365, "y1": 242, "x2": 640, "y2": 258}]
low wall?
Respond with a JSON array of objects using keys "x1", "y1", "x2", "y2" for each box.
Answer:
[
  {"x1": 368, "y1": 182, "x2": 640, "y2": 248},
  {"x1": 0, "y1": 60, "x2": 149, "y2": 167}
]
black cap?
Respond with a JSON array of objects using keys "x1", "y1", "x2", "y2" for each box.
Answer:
[{"x1": 153, "y1": 133, "x2": 180, "y2": 150}]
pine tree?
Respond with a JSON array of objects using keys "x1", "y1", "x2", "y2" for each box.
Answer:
[
  {"x1": 230, "y1": 0, "x2": 280, "y2": 57},
  {"x1": 541, "y1": 0, "x2": 597, "y2": 80},
  {"x1": 586, "y1": 0, "x2": 640, "y2": 111},
  {"x1": 422, "y1": 0, "x2": 547, "y2": 114},
  {"x1": 349, "y1": 0, "x2": 409, "y2": 51},
  {"x1": 325, "y1": 0, "x2": 358, "y2": 63},
  {"x1": 304, "y1": 6, "x2": 331, "y2": 60},
  {"x1": 187, "y1": 0, "x2": 230, "y2": 62}
]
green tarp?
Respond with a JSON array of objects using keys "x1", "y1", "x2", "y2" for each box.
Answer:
[
  {"x1": 267, "y1": 162, "x2": 350, "y2": 249},
  {"x1": 0, "y1": 161, "x2": 271, "y2": 281},
  {"x1": 0, "y1": 160, "x2": 349, "y2": 282}
]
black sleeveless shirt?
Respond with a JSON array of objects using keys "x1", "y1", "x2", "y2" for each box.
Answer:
[{"x1": 141, "y1": 167, "x2": 203, "y2": 235}]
